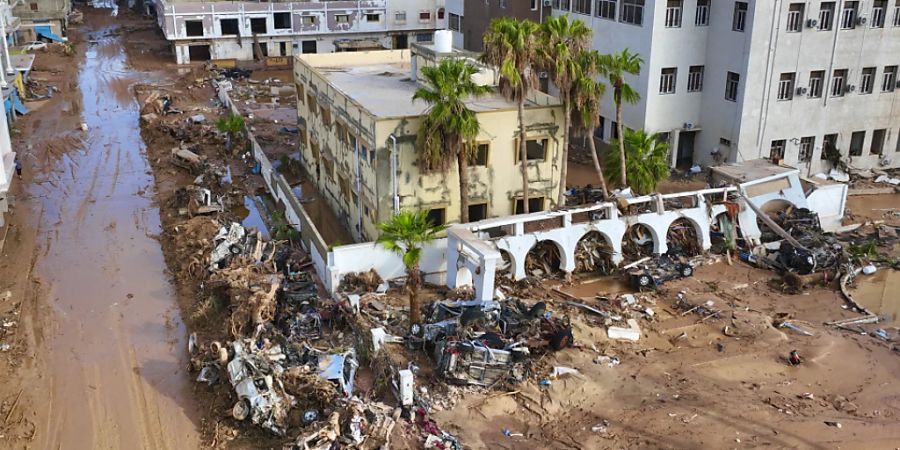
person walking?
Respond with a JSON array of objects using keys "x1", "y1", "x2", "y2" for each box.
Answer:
[{"x1": 14, "y1": 157, "x2": 21, "y2": 180}]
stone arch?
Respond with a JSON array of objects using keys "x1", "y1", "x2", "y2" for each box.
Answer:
[
  {"x1": 455, "y1": 266, "x2": 473, "y2": 287},
  {"x1": 524, "y1": 239, "x2": 565, "y2": 278},
  {"x1": 622, "y1": 223, "x2": 658, "y2": 259},
  {"x1": 666, "y1": 217, "x2": 703, "y2": 256},
  {"x1": 574, "y1": 230, "x2": 615, "y2": 274},
  {"x1": 496, "y1": 249, "x2": 514, "y2": 278}
]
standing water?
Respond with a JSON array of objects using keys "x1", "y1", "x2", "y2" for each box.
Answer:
[{"x1": 27, "y1": 23, "x2": 201, "y2": 448}]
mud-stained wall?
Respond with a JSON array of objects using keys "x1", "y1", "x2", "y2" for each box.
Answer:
[{"x1": 294, "y1": 50, "x2": 565, "y2": 242}]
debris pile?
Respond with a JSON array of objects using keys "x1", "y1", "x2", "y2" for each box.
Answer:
[{"x1": 574, "y1": 233, "x2": 614, "y2": 274}]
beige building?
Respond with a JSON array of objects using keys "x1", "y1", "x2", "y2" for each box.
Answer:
[{"x1": 293, "y1": 41, "x2": 566, "y2": 242}]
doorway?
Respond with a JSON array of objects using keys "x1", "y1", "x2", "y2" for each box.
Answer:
[
  {"x1": 677, "y1": 130, "x2": 697, "y2": 169},
  {"x1": 188, "y1": 44, "x2": 211, "y2": 61}
]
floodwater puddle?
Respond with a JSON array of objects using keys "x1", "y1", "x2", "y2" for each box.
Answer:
[
  {"x1": 234, "y1": 195, "x2": 270, "y2": 239},
  {"x1": 563, "y1": 275, "x2": 634, "y2": 299},
  {"x1": 851, "y1": 269, "x2": 900, "y2": 325}
]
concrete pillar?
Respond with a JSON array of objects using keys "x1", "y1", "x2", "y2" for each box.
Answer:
[
  {"x1": 473, "y1": 257, "x2": 496, "y2": 303},
  {"x1": 446, "y1": 235, "x2": 460, "y2": 289}
]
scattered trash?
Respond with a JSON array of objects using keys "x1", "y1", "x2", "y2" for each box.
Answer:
[
  {"x1": 824, "y1": 421, "x2": 842, "y2": 429},
  {"x1": 551, "y1": 366, "x2": 579, "y2": 378},
  {"x1": 787, "y1": 350, "x2": 803, "y2": 366},
  {"x1": 607, "y1": 319, "x2": 642, "y2": 342},
  {"x1": 591, "y1": 419, "x2": 611, "y2": 433},
  {"x1": 594, "y1": 355, "x2": 620, "y2": 368},
  {"x1": 862, "y1": 264, "x2": 877, "y2": 275},
  {"x1": 778, "y1": 321, "x2": 813, "y2": 336},
  {"x1": 502, "y1": 428, "x2": 524, "y2": 437}
]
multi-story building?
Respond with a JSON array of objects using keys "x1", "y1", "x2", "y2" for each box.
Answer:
[
  {"x1": 445, "y1": 0, "x2": 550, "y2": 51},
  {"x1": 0, "y1": 0, "x2": 19, "y2": 227},
  {"x1": 13, "y1": 0, "x2": 68, "y2": 41},
  {"x1": 553, "y1": 0, "x2": 900, "y2": 175},
  {"x1": 150, "y1": 0, "x2": 448, "y2": 64},
  {"x1": 293, "y1": 37, "x2": 566, "y2": 241}
]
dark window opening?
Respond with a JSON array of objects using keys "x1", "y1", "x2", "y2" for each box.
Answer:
[
  {"x1": 427, "y1": 208, "x2": 446, "y2": 226},
  {"x1": 258, "y1": 42, "x2": 269, "y2": 57},
  {"x1": 470, "y1": 143, "x2": 489, "y2": 166},
  {"x1": 279, "y1": 41, "x2": 287, "y2": 55},
  {"x1": 394, "y1": 34, "x2": 408, "y2": 49},
  {"x1": 821, "y1": 133, "x2": 838, "y2": 159},
  {"x1": 273, "y1": 12, "x2": 291, "y2": 29},
  {"x1": 185, "y1": 20, "x2": 204, "y2": 37},
  {"x1": 188, "y1": 45, "x2": 211, "y2": 61},
  {"x1": 220, "y1": 18, "x2": 239, "y2": 36},
  {"x1": 519, "y1": 138, "x2": 549, "y2": 161},
  {"x1": 849, "y1": 131, "x2": 865, "y2": 156},
  {"x1": 515, "y1": 197, "x2": 545, "y2": 214},
  {"x1": 29, "y1": 3, "x2": 37, "y2": 11},
  {"x1": 250, "y1": 18, "x2": 267, "y2": 34},
  {"x1": 301, "y1": 40, "x2": 317, "y2": 54},
  {"x1": 468, "y1": 203, "x2": 488, "y2": 222},
  {"x1": 870, "y1": 129, "x2": 886, "y2": 155}
]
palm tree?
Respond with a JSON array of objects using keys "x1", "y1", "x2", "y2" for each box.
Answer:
[
  {"x1": 483, "y1": 17, "x2": 541, "y2": 214},
  {"x1": 538, "y1": 15, "x2": 591, "y2": 206},
  {"x1": 413, "y1": 59, "x2": 490, "y2": 223},
  {"x1": 604, "y1": 128, "x2": 669, "y2": 195},
  {"x1": 598, "y1": 49, "x2": 643, "y2": 188},
  {"x1": 377, "y1": 210, "x2": 447, "y2": 325},
  {"x1": 571, "y1": 51, "x2": 609, "y2": 198}
]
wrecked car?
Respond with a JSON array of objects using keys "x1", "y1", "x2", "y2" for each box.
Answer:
[{"x1": 625, "y1": 255, "x2": 694, "y2": 289}]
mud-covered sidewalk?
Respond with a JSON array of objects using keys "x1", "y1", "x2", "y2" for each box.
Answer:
[{"x1": 0, "y1": 8, "x2": 201, "y2": 449}]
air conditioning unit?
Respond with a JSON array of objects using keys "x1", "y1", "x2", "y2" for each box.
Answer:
[
  {"x1": 880, "y1": 156, "x2": 892, "y2": 167},
  {"x1": 683, "y1": 122, "x2": 694, "y2": 130},
  {"x1": 846, "y1": 84, "x2": 857, "y2": 93},
  {"x1": 543, "y1": 0, "x2": 553, "y2": 6},
  {"x1": 796, "y1": 86, "x2": 808, "y2": 95},
  {"x1": 857, "y1": 16, "x2": 868, "y2": 25},
  {"x1": 806, "y1": 18, "x2": 818, "y2": 28}
]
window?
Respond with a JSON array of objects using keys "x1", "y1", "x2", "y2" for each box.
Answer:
[
  {"x1": 695, "y1": 0, "x2": 710, "y2": 26},
  {"x1": 665, "y1": 0, "x2": 683, "y2": 27},
  {"x1": 517, "y1": 138, "x2": 549, "y2": 161},
  {"x1": 808, "y1": 70, "x2": 825, "y2": 97},
  {"x1": 725, "y1": 71, "x2": 740, "y2": 101},
  {"x1": 416, "y1": 33, "x2": 433, "y2": 43},
  {"x1": 720, "y1": 137, "x2": 732, "y2": 147},
  {"x1": 610, "y1": 121, "x2": 619, "y2": 139},
  {"x1": 339, "y1": 175, "x2": 351, "y2": 202},
  {"x1": 799, "y1": 136, "x2": 814, "y2": 162},
  {"x1": 770, "y1": 139, "x2": 786, "y2": 161},
  {"x1": 500, "y1": 0, "x2": 508, "y2": 8},
  {"x1": 859, "y1": 67, "x2": 876, "y2": 94},
  {"x1": 335, "y1": 14, "x2": 350, "y2": 24},
  {"x1": 185, "y1": 20, "x2": 204, "y2": 37},
  {"x1": 395, "y1": 11, "x2": 407, "y2": 23},
  {"x1": 320, "y1": 106, "x2": 332, "y2": 127},
  {"x1": 574, "y1": 0, "x2": 592, "y2": 14},
  {"x1": 620, "y1": 0, "x2": 645, "y2": 25},
  {"x1": 660, "y1": 67, "x2": 677, "y2": 94},
  {"x1": 274, "y1": 12, "x2": 291, "y2": 29},
  {"x1": 819, "y1": 2, "x2": 835, "y2": 30},
  {"x1": 250, "y1": 17, "x2": 267, "y2": 34},
  {"x1": 894, "y1": 3, "x2": 900, "y2": 27},
  {"x1": 301, "y1": 16, "x2": 316, "y2": 26},
  {"x1": 296, "y1": 83, "x2": 305, "y2": 104},
  {"x1": 831, "y1": 69, "x2": 847, "y2": 97},
  {"x1": 468, "y1": 203, "x2": 488, "y2": 222},
  {"x1": 872, "y1": 0, "x2": 887, "y2": 27},
  {"x1": 871, "y1": 129, "x2": 886, "y2": 155},
  {"x1": 786, "y1": 3, "x2": 804, "y2": 32},
  {"x1": 301, "y1": 40, "x2": 317, "y2": 54},
  {"x1": 29, "y1": 2, "x2": 37, "y2": 11},
  {"x1": 733, "y1": 2, "x2": 748, "y2": 31},
  {"x1": 449, "y1": 13, "x2": 461, "y2": 31},
  {"x1": 532, "y1": 0, "x2": 539, "y2": 10},
  {"x1": 777, "y1": 72, "x2": 795, "y2": 100},
  {"x1": 687, "y1": 66, "x2": 704, "y2": 92},
  {"x1": 822, "y1": 133, "x2": 838, "y2": 159},
  {"x1": 595, "y1": 116, "x2": 605, "y2": 140},
  {"x1": 365, "y1": 14, "x2": 381, "y2": 22},
  {"x1": 849, "y1": 131, "x2": 865, "y2": 156},
  {"x1": 322, "y1": 157, "x2": 334, "y2": 181},
  {"x1": 426, "y1": 208, "x2": 446, "y2": 226},
  {"x1": 419, "y1": 11, "x2": 432, "y2": 21},
  {"x1": 882, "y1": 66, "x2": 897, "y2": 92},
  {"x1": 438, "y1": 8, "x2": 445, "y2": 19},
  {"x1": 220, "y1": 19, "x2": 239, "y2": 36},
  {"x1": 840, "y1": 1, "x2": 858, "y2": 29},
  {"x1": 514, "y1": 197, "x2": 545, "y2": 214},
  {"x1": 596, "y1": 0, "x2": 616, "y2": 19},
  {"x1": 470, "y1": 143, "x2": 489, "y2": 166},
  {"x1": 554, "y1": 0, "x2": 572, "y2": 10}
]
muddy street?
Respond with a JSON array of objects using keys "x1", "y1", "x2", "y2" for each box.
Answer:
[{"x1": 18, "y1": 16, "x2": 201, "y2": 449}]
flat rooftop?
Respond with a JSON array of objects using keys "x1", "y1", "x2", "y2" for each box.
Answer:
[
  {"x1": 710, "y1": 159, "x2": 797, "y2": 182},
  {"x1": 300, "y1": 50, "x2": 555, "y2": 119}
]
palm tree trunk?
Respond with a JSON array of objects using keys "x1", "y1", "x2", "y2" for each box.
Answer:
[
  {"x1": 557, "y1": 97, "x2": 571, "y2": 207},
  {"x1": 588, "y1": 130, "x2": 609, "y2": 198},
  {"x1": 458, "y1": 146, "x2": 469, "y2": 223},
  {"x1": 408, "y1": 265, "x2": 422, "y2": 325},
  {"x1": 615, "y1": 96, "x2": 627, "y2": 188},
  {"x1": 518, "y1": 94, "x2": 530, "y2": 214}
]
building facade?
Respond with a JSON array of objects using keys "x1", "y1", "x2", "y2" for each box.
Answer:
[
  {"x1": 553, "y1": 0, "x2": 900, "y2": 174},
  {"x1": 445, "y1": 0, "x2": 550, "y2": 51},
  {"x1": 12, "y1": 0, "x2": 68, "y2": 41},
  {"x1": 150, "y1": 0, "x2": 448, "y2": 64},
  {"x1": 293, "y1": 42, "x2": 566, "y2": 241},
  {"x1": 0, "y1": 0, "x2": 19, "y2": 227}
]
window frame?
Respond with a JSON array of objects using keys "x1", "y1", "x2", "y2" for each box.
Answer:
[
  {"x1": 860, "y1": 67, "x2": 876, "y2": 94},
  {"x1": 871, "y1": 0, "x2": 887, "y2": 27},
  {"x1": 595, "y1": 0, "x2": 617, "y2": 20},
  {"x1": 695, "y1": 0, "x2": 710, "y2": 26},
  {"x1": 687, "y1": 65, "x2": 704, "y2": 92},
  {"x1": 840, "y1": 1, "x2": 858, "y2": 29},
  {"x1": 808, "y1": 70, "x2": 825, "y2": 98},
  {"x1": 770, "y1": 139, "x2": 787, "y2": 161},
  {"x1": 786, "y1": 3, "x2": 804, "y2": 32},
  {"x1": 799, "y1": 136, "x2": 815, "y2": 162},
  {"x1": 573, "y1": 0, "x2": 592, "y2": 15},
  {"x1": 664, "y1": 0, "x2": 683, "y2": 28},
  {"x1": 881, "y1": 66, "x2": 897, "y2": 92},
  {"x1": 620, "y1": 0, "x2": 645, "y2": 26},
  {"x1": 659, "y1": 67, "x2": 677, "y2": 94},
  {"x1": 516, "y1": 138, "x2": 550, "y2": 162},
  {"x1": 448, "y1": 13, "x2": 461, "y2": 31},
  {"x1": 819, "y1": 2, "x2": 835, "y2": 30},
  {"x1": 830, "y1": 69, "x2": 848, "y2": 97},
  {"x1": 777, "y1": 72, "x2": 796, "y2": 101},
  {"x1": 733, "y1": 2, "x2": 748, "y2": 32},
  {"x1": 725, "y1": 71, "x2": 740, "y2": 102}
]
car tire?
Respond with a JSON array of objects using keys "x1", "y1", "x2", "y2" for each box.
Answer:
[
  {"x1": 637, "y1": 274, "x2": 653, "y2": 288},
  {"x1": 680, "y1": 265, "x2": 694, "y2": 278},
  {"x1": 232, "y1": 399, "x2": 250, "y2": 421}
]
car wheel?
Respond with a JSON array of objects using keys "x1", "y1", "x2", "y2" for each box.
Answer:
[
  {"x1": 637, "y1": 274, "x2": 653, "y2": 287},
  {"x1": 232, "y1": 399, "x2": 250, "y2": 421},
  {"x1": 680, "y1": 265, "x2": 694, "y2": 278}
]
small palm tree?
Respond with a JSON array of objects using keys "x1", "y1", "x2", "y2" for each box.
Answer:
[
  {"x1": 598, "y1": 49, "x2": 643, "y2": 188},
  {"x1": 604, "y1": 128, "x2": 669, "y2": 195},
  {"x1": 538, "y1": 15, "x2": 591, "y2": 206},
  {"x1": 483, "y1": 17, "x2": 541, "y2": 214},
  {"x1": 413, "y1": 59, "x2": 491, "y2": 223},
  {"x1": 216, "y1": 113, "x2": 245, "y2": 151},
  {"x1": 571, "y1": 51, "x2": 609, "y2": 198},
  {"x1": 377, "y1": 210, "x2": 447, "y2": 325}
]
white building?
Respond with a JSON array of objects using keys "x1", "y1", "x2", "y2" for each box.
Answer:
[
  {"x1": 553, "y1": 0, "x2": 900, "y2": 175},
  {"x1": 0, "y1": 0, "x2": 19, "y2": 227},
  {"x1": 150, "y1": 0, "x2": 447, "y2": 64}
]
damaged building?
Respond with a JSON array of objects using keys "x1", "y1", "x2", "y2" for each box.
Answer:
[
  {"x1": 12, "y1": 0, "x2": 68, "y2": 41},
  {"x1": 293, "y1": 35, "x2": 567, "y2": 241},
  {"x1": 148, "y1": 0, "x2": 448, "y2": 64}
]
